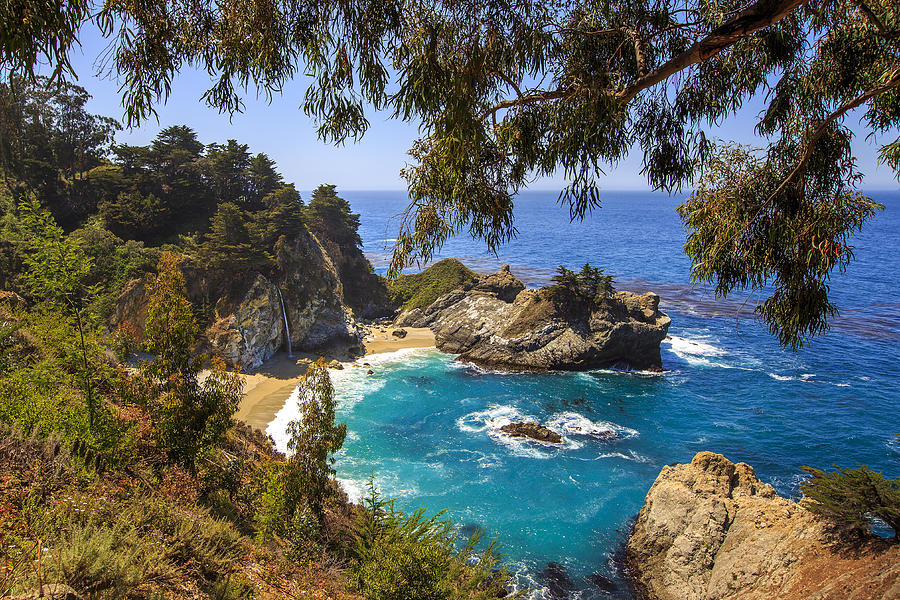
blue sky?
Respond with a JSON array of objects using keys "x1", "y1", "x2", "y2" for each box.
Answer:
[{"x1": 64, "y1": 24, "x2": 899, "y2": 193}]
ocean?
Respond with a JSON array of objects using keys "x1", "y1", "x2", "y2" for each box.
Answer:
[{"x1": 270, "y1": 190, "x2": 900, "y2": 599}]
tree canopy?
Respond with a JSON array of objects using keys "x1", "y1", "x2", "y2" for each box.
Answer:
[{"x1": 2, "y1": 0, "x2": 899, "y2": 347}]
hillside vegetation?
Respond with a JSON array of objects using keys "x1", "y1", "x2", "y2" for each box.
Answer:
[
  {"x1": 387, "y1": 259, "x2": 477, "y2": 311},
  {"x1": 0, "y1": 77, "x2": 509, "y2": 600}
]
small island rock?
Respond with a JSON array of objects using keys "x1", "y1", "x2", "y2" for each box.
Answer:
[
  {"x1": 397, "y1": 266, "x2": 670, "y2": 371},
  {"x1": 499, "y1": 421, "x2": 563, "y2": 444}
]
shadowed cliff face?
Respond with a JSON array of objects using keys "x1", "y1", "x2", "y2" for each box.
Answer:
[
  {"x1": 111, "y1": 226, "x2": 364, "y2": 369},
  {"x1": 627, "y1": 452, "x2": 900, "y2": 600},
  {"x1": 397, "y1": 265, "x2": 670, "y2": 371}
]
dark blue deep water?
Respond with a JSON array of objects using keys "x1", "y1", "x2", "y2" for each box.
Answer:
[{"x1": 273, "y1": 190, "x2": 899, "y2": 599}]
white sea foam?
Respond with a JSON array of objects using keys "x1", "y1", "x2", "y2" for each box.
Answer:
[
  {"x1": 768, "y1": 373, "x2": 796, "y2": 381},
  {"x1": 266, "y1": 385, "x2": 300, "y2": 455},
  {"x1": 545, "y1": 411, "x2": 638, "y2": 440},
  {"x1": 458, "y1": 406, "x2": 640, "y2": 457},
  {"x1": 457, "y1": 405, "x2": 577, "y2": 457},
  {"x1": 666, "y1": 335, "x2": 725, "y2": 357},
  {"x1": 663, "y1": 335, "x2": 740, "y2": 369},
  {"x1": 337, "y1": 477, "x2": 365, "y2": 504},
  {"x1": 573, "y1": 449, "x2": 651, "y2": 463}
]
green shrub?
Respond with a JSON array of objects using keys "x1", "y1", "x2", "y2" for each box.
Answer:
[
  {"x1": 546, "y1": 263, "x2": 616, "y2": 305},
  {"x1": 801, "y1": 464, "x2": 900, "y2": 539},
  {"x1": 284, "y1": 359, "x2": 346, "y2": 518},
  {"x1": 387, "y1": 258, "x2": 477, "y2": 311},
  {"x1": 348, "y1": 482, "x2": 511, "y2": 600},
  {"x1": 0, "y1": 366, "x2": 133, "y2": 469},
  {"x1": 6, "y1": 490, "x2": 244, "y2": 599},
  {"x1": 139, "y1": 253, "x2": 243, "y2": 467}
]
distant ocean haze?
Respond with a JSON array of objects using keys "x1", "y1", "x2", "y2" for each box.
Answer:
[{"x1": 271, "y1": 189, "x2": 899, "y2": 600}]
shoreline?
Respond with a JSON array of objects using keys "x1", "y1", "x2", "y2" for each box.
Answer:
[{"x1": 235, "y1": 326, "x2": 436, "y2": 431}]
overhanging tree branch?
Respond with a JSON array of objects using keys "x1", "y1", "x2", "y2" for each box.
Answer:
[
  {"x1": 767, "y1": 69, "x2": 900, "y2": 203},
  {"x1": 617, "y1": 0, "x2": 809, "y2": 103},
  {"x1": 482, "y1": 0, "x2": 809, "y2": 118}
]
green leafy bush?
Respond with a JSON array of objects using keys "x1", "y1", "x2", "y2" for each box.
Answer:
[
  {"x1": 388, "y1": 258, "x2": 477, "y2": 311},
  {"x1": 348, "y1": 482, "x2": 511, "y2": 600},
  {"x1": 284, "y1": 359, "x2": 346, "y2": 518},
  {"x1": 801, "y1": 464, "x2": 900, "y2": 539}
]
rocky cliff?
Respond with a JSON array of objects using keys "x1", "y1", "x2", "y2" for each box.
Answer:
[
  {"x1": 111, "y1": 227, "x2": 363, "y2": 369},
  {"x1": 397, "y1": 265, "x2": 670, "y2": 371},
  {"x1": 626, "y1": 452, "x2": 900, "y2": 600}
]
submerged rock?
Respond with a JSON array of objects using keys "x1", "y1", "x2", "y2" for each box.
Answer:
[
  {"x1": 402, "y1": 265, "x2": 670, "y2": 371},
  {"x1": 587, "y1": 573, "x2": 617, "y2": 593},
  {"x1": 540, "y1": 562, "x2": 577, "y2": 599},
  {"x1": 499, "y1": 421, "x2": 562, "y2": 444},
  {"x1": 627, "y1": 451, "x2": 900, "y2": 600}
]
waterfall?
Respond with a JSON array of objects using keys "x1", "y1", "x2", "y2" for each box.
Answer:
[{"x1": 276, "y1": 287, "x2": 293, "y2": 357}]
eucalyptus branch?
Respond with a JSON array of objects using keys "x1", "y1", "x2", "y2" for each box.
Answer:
[
  {"x1": 481, "y1": 0, "x2": 808, "y2": 119},
  {"x1": 766, "y1": 69, "x2": 900, "y2": 204},
  {"x1": 848, "y1": 0, "x2": 891, "y2": 36},
  {"x1": 618, "y1": 0, "x2": 809, "y2": 104}
]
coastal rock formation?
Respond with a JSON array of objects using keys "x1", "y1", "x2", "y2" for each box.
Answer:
[
  {"x1": 110, "y1": 228, "x2": 364, "y2": 369},
  {"x1": 399, "y1": 265, "x2": 670, "y2": 371},
  {"x1": 108, "y1": 277, "x2": 149, "y2": 336},
  {"x1": 626, "y1": 452, "x2": 900, "y2": 600},
  {"x1": 207, "y1": 274, "x2": 284, "y2": 368},
  {"x1": 500, "y1": 422, "x2": 563, "y2": 444}
]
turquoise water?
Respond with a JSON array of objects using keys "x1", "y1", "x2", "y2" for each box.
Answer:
[{"x1": 273, "y1": 190, "x2": 899, "y2": 599}]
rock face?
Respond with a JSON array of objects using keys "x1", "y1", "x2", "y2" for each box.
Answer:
[
  {"x1": 499, "y1": 421, "x2": 563, "y2": 444},
  {"x1": 207, "y1": 274, "x2": 285, "y2": 369},
  {"x1": 110, "y1": 227, "x2": 364, "y2": 369},
  {"x1": 399, "y1": 265, "x2": 670, "y2": 371},
  {"x1": 627, "y1": 452, "x2": 900, "y2": 600}
]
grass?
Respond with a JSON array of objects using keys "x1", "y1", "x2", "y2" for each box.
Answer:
[{"x1": 387, "y1": 259, "x2": 477, "y2": 311}]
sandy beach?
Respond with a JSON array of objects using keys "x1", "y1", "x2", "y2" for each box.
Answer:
[{"x1": 235, "y1": 327, "x2": 435, "y2": 431}]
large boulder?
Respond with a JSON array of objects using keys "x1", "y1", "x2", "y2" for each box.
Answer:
[
  {"x1": 406, "y1": 265, "x2": 670, "y2": 371},
  {"x1": 626, "y1": 452, "x2": 900, "y2": 600},
  {"x1": 499, "y1": 421, "x2": 563, "y2": 444}
]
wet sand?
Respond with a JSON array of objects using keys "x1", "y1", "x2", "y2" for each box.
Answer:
[{"x1": 235, "y1": 327, "x2": 436, "y2": 431}]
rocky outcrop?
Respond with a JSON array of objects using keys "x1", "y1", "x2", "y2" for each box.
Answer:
[
  {"x1": 500, "y1": 422, "x2": 563, "y2": 444},
  {"x1": 207, "y1": 274, "x2": 285, "y2": 368},
  {"x1": 110, "y1": 227, "x2": 364, "y2": 370},
  {"x1": 400, "y1": 265, "x2": 670, "y2": 371},
  {"x1": 626, "y1": 452, "x2": 900, "y2": 600},
  {"x1": 108, "y1": 277, "x2": 149, "y2": 337},
  {"x1": 277, "y1": 229, "x2": 363, "y2": 354}
]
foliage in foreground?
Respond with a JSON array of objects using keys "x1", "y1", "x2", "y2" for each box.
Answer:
[
  {"x1": 348, "y1": 482, "x2": 510, "y2": 600},
  {"x1": 132, "y1": 252, "x2": 243, "y2": 468},
  {"x1": 801, "y1": 464, "x2": 900, "y2": 539},
  {"x1": 387, "y1": 258, "x2": 477, "y2": 311},
  {"x1": 13, "y1": 0, "x2": 899, "y2": 350}
]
